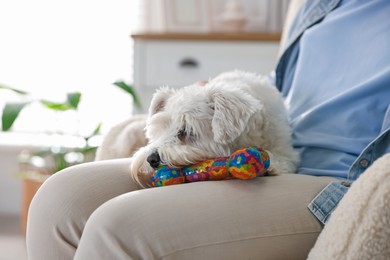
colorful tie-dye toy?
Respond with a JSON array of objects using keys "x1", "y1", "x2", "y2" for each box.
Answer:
[{"x1": 151, "y1": 146, "x2": 270, "y2": 187}]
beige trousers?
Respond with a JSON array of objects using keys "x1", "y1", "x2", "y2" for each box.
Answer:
[{"x1": 26, "y1": 158, "x2": 335, "y2": 260}]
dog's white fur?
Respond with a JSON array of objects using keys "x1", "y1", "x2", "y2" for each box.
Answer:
[
  {"x1": 131, "y1": 71, "x2": 299, "y2": 187},
  {"x1": 95, "y1": 114, "x2": 148, "y2": 160}
]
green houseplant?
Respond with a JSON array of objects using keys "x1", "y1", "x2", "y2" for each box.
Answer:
[
  {"x1": 1, "y1": 81, "x2": 141, "y2": 173},
  {"x1": 1, "y1": 84, "x2": 95, "y2": 173}
]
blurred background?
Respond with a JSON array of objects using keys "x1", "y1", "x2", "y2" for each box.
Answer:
[{"x1": 0, "y1": 0, "x2": 290, "y2": 259}]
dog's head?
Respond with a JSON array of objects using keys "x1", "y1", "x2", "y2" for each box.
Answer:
[{"x1": 131, "y1": 80, "x2": 262, "y2": 187}]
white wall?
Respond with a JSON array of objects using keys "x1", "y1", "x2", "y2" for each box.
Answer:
[{"x1": 0, "y1": 146, "x2": 24, "y2": 215}]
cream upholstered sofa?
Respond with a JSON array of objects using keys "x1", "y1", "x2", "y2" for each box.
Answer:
[{"x1": 96, "y1": 0, "x2": 390, "y2": 258}]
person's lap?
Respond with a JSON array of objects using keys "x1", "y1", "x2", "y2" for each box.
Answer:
[{"x1": 27, "y1": 158, "x2": 336, "y2": 260}]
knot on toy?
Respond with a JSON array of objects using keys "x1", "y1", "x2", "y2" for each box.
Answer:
[{"x1": 151, "y1": 146, "x2": 270, "y2": 187}]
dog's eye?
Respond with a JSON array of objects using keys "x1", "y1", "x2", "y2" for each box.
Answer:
[
  {"x1": 177, "y1": 129, "x2": 186, "y2": 142},
  {"x1": 178, "y1": 128, "x2": 195, "y2": 141}
]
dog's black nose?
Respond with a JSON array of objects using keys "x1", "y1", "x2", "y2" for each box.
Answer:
[{"x1": 147, "y1": 151, "x2": 160, "y2": 169}]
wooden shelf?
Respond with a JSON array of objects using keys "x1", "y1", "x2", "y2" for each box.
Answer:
[{"x1": 131, "y1": 32, "x2": 281, "y2": 42}]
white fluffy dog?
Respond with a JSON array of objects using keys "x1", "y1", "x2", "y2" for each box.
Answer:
[{"x1": 130, "y1": 71, "x2": 299, "y2": 187}]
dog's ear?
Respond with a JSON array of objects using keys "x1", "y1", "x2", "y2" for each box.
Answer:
[
  {"x1": 149, "y1": 87, "x2": 175, "y2": 116},
  {"x1": 209, "y1": 88, "x2": 262, "y2": 144}
]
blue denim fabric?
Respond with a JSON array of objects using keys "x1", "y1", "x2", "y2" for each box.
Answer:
[
  {"x1": 275, "y1": 0, "x2": 340, "y2": 94},
  {"x1": 275, "y1": 0, "x2": 390, "y2": 224},
  {"x1": 308, "y1": 182, "x2": 350, "y2": 224},
  {"x1": 309, "y1": 126, "x2": 390, "y2": 224}
]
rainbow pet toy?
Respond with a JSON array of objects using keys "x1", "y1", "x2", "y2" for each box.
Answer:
[{"x1": 151, "y1": 146, "x2": 270, "y2": 187}]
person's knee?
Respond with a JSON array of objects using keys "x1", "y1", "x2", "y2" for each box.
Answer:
[
  {"x1": 28, "y1": 159, "x2": 134, "y2": 232},
  {"x1": 28, "y1": 170, "x2": 72, "y2": 229},
  {"x1": 29, "y1": 166, "x2": 86, "y2": 222},
  {"x1": 75, "y1": 189, "x2": 164, "y2": 259},
  {"x1": 27, "y1": 165, "x2": 89, "y2": 258}
]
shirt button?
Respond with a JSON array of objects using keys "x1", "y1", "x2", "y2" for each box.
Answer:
[{"x1": 359, "y1": 159, "x2": 369, "y2": 168}]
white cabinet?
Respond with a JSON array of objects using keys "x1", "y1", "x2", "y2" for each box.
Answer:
[{"x1": 132, "y1": 33, "x2": 280, "y2": 112}]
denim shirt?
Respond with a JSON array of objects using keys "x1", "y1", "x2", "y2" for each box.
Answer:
[{"x1": 274, "y1": 0, "x2": 390, "y2": 224}]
